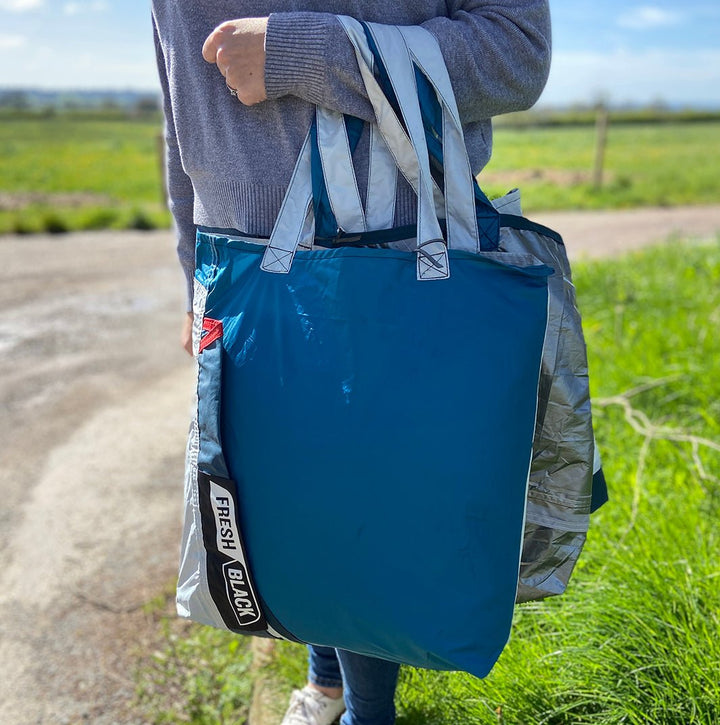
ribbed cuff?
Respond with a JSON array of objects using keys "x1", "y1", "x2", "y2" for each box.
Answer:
[{"x1": 264, "y1": 12, "x2": 335, "y2": 102}]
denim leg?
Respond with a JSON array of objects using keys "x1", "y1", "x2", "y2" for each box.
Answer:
[
  {"x1": 336, "y1": 649, "x2": 400, "y2": 725},
  {"x1": 307, "y1": 645, "x2": 344, "y2": 688}
]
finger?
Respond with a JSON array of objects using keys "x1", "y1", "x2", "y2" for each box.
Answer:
[
  {"x1": 202, "y1": 27, "x2": 222, "y2": 63},
  {"x1": 215, "y1": 47, "x2": 231, "y2": 75}
]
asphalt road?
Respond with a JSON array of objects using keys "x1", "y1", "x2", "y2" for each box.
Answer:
[
  {"x1": 0, "y1": 230, "x2": 191, "y2": 724},
  {"x1": 0, "y1": 205, "x2": 718, "y2": 724}
]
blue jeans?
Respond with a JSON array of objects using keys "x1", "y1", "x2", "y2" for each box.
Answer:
[{"x1": 308, "y1": 645, "x2": 400, "y2": 725}]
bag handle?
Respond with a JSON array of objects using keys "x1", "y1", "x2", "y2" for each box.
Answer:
[
  {"x1": 340, "y1": 19, "x2": 500, "y2": 252},
  {"x1": 334, "y1": 18, "x2": 503, "y2": 255},
  {"x1": 335, "y1": 19, "x2": 446, "y2": 231},
  {"x1": 315, "y1": 28, "x2": 445, "y2": 233},
  {"x1": 315, "y1": 107, "x2": 367, "y2": 234},
  {"x1": 260, "y1": 17, "x2": 493, "y2": 278},
  {"x1": 396, "y1": 25, "x2": 483, "y2": 253},
  {"x1": 366, "y1": 118, "x2": 398, "y2": 230},
  {"x1": 353, "y1": 21, "x2": 449, "y2": 279},
  {"x1": 315, "y1": 82, "x2": 399, "y2": 233},
  {"x1": 356, "y1": 21, "x2": 479, "y2": 257},
  {"x1": 261, "y1": 67, "x2": 449, "y2": 278},
  {"x1": 358, "y1": 20, "x2": 502, "y2": 252}
]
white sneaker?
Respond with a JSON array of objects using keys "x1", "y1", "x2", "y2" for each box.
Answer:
[{"x1": 280, "y1": 685, "x2": 346, "y2": 725}]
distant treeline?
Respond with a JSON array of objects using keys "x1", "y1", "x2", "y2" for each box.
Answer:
[
  {"x1": 496, "y1": 106, "x2": 720, "y2": 127},
  {"x1": 1, "y1": 88, "x2": 719, "y2": 126},
  {"x1": 0, "y1": 88, "x2": 160, "y2": 117},
  {"x1": 0, "y1": 107, "x2": 163, "y2": 123}
]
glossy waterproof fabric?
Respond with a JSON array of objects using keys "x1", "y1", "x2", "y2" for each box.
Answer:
[
  {"x1": 492, "y1": 193, "x2": 604, "y2": 602},
  {"x1": 510, "y1": 222, "x2": 596, "y2": 601},
  {"x1": 176, "y1": 17, "x2": 605, "y2": 679},
  {"x1": 192, "y1": 230, "x2": 551, "y2": 676}
]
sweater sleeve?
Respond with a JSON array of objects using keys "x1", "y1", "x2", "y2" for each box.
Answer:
[
  {"x1": 153, "y1": 13, "x2": 197, "y2": 311},
  {"x1": 264, "y1": 0, "x2": 551, "y2": 124}
]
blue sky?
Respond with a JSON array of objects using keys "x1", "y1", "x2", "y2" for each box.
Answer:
[{"x1": 0, "y1": 1, "x2": 719, "y2": 107}]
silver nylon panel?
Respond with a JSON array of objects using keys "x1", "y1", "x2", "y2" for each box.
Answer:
[{"x1": 493, "y1": 193, "x2": 597, "y2": 602}]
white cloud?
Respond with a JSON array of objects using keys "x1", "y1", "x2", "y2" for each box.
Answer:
[
  {"x1": 618, "y1": 6, "x2": 683, "y2": 29},
  {"x1": 0, "y1": 33, "x2": 26, "y2": 49},
  {"x1": 63, "y1": 0, "x2": 108, "y2": 15},
  {"x1": 0, "y1": 0, "x2": 44, "y2": 11},
  {"x1": 541, "y1": 48, "x2": 720, "y2": 106}
]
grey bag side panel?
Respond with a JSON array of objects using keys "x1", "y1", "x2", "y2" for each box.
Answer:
[
  {"x1": 516, "y1": 525, "x2": 588, "y2": 602},
  {"x1": 176, "y1": 279, "x2": 232, "y2": 630},
  {"x1": 493, "y1": 192, "x2": 598, "y2": 602}
]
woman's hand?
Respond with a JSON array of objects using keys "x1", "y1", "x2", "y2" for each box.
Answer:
[
  {"x1": 181, "y1": 311, "x2": 193, "y2": 356},
  {"x1": 202, "y1": 17, "x2": 269, "y2": 106}
]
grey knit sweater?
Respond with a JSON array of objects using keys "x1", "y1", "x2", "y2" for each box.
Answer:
[{"x1": 151, "y1": 1, "x2": 551, "y2": 307}]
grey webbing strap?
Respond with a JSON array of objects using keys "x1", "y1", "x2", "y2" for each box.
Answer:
[
  {"x1": 318, "y1": 72, "x2": 398, "y2": 232},
  {"x1": 363, "y1": 22, "x2": 449, "y2": 279},
  {"x1": 397, "y1": 26, "x2": 480, "y2": 254},
  {"x1": 261, "y1": 131, "x2": 314, "y2": 273},
  {"x1": 316, "y1": 107, "x2": 367, "y2": 234},
  {"x1": 262, "y1": 19, "x2": 442, "y2": 277},
  {"x1": 338, "y1": 17, "x2": 483, "y2": 257},
  {"x1": 337, "y1": 17, "x2": 445, "y2": 220},
  {"x1": 366, "y1": 103, "x2": 398, "y2": 230},
  {"x1": 338, "y1": 19, "x2": 481, "y2": 255}
]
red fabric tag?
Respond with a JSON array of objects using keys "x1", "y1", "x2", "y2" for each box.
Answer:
[{"x1": 199, "y1": 317, "x2": 223, "y2": 353}]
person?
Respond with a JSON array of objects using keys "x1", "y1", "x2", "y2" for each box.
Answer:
[{"x1": 151, "y1": 2, "x2": 551, "y2": 724}]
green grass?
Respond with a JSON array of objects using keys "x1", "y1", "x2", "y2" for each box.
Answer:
[
  {"x1": 2, "y1": 204, "x2": 170, "y2": 234},
  {"x1": 0, "y1": 116, "x2": 169, "y2": 233},
  {"x1": 482, "y1": 122, "x2": 720, "y2": 211},
  {"x1": 135, "y1": 598, "x2": 255, "y2": 725},
  {"x1": 0, "y1": 116, "x2": 163, "y2": 199},
  {"x1": 1, "y1": 116, "x2": 719, "y2": 234},
  {"x1": 135, "y1": 239, "x2": 720, "y2": 724},
  {"x1": 387, "y1": 239, "x2": 720, "y2": 724}
]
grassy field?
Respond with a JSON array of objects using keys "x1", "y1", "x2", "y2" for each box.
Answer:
[
  {"x1": 482, "y1": 121, "x2": 720, "y2": 210},
  {"x1": 1, "y1": 115, "x2": 719, "y2": 234},
  {"x1": 136, "y1": 239, "x2": 720, "y2": 724},
  {"x1": 0, "y1": 115, "x2": 169, "y2": 233}
]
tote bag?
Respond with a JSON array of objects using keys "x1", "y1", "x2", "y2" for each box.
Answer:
[
  {"x1": 329, "y1": 20, "x2": 607, "y2": 604},
  {"x1": 178, "y1": 18, "x2": 565, "y2": 678}
]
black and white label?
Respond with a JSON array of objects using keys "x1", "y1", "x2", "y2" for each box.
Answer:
[
  {"x1": 210, "y1": 482, "x2": 244, "y2": 558},
  {"x1": 199, "y1": 472, "x2": 267, "y2": 632},
  {"x1": 222, "y1": 561, "x2": 262, "y2": 626}
]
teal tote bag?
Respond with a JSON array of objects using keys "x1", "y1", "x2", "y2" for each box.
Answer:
[{"x1": 178, "y1": 18, "x2": 554, "y2": 678}]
